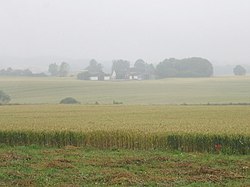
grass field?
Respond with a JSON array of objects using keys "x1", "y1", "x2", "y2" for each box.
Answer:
[
  {"x1": 0, "y1": 76, "x2": 250, "y2": 104},
  {"x1": 0, "y1": 145, "x2": 249, "y2": 186}
]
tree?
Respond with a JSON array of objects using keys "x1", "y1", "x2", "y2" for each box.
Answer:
[
  {"x1": 144, "y1": 64, "x2": 156, "y2": 79},
  {"x1": 233, "y1": 65, "x2": 246, "y2": 76},
  {"x1": 23, "y1": 69, "x2": 33, "y2": 76},
  {"x1": 77, "y1": 71, "x2": 90, "y2": 80},
  {"x1": 58, "y1": 62, "x2": 70, "y2": 77},
  {"x1": 0, "y1": 68, "x2": 33, "y2": 76},
  {"x1": 4, "y1": 67, "x2": 13, "y2": 76},
  {"x1": 156, "y1": 59, "x2": 177, "y2": 78},
  {"x1": 6, "y1": 67, "x2": 13, "y2": 73},
  {"x1": 134, "y1": 59, "x2": 155, "y2": 80},
  {"x1": 48, "y1": 63, "x2": 59, "y2": 76},
  {"x1": 0, "y1": 90, "x2": 11, "y2": 105},
  {"x1": 86, "y1": 59, "x2": 103, "y2": 74},
  {"x1": 156, "y1": 57, "x2": 213, "y2": 78},
  {"x1": 134, "y1": 59, "x2": 146, "y2": 74},
  {"x1": 112, "y1": 60, "x2": 130, "y2": 79}
]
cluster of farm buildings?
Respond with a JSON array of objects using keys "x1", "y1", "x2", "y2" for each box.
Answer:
[
  {"x1": 81, "y1": 68, "x2": 155, "y2": 81},
  {"x1": 78, "y1": 60, "x2": 155, "y2": 81}
]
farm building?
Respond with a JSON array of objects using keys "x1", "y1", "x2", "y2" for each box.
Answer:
[{"x1": 77, "y1": 70, "x2": 110, "y2": 81}]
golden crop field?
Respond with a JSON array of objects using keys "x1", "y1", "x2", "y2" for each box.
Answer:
[
  {"x1": 0, "y1": 105, "x2": 249, "y2": 154},
  {"x1": 0, "y1": 104, "x2": 249, "y2": 134}
]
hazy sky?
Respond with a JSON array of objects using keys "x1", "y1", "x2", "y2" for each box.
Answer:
[{"x1": 0, "y1": 0, "x2": 250, "y2": 65}]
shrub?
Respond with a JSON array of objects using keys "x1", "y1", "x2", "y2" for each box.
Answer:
[
  {"x1": 233, "y1": 65, "x2": 246, "y2": 76},
  {"x1": 0, "y1": 91, "x2": 11, "y2": 105},
  {"x1": 113, "y1": 100, "x2": 123, "y2": 105},
  {"x1": 60, "y1": 97, "x2": 80, "y2": 104}
]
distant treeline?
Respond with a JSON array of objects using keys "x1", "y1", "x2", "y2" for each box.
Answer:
[
  {"x1": 77, "y1": 57, "x2": 214, "y2": 81},
  {"x1": 2, "y1": 57, "x2": 247, "y2": 79},
  {"x1": 0, "y1": 68, "x2": 46, "y2": 77},
  {"x1": 156, "y1": 57, "x2": 213, "y2": 78}
]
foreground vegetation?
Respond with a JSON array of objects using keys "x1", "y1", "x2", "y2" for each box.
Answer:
[
  {"x1": 0, "y1": 105, "x2": 249, "y2": 154},
  {"x1": 0, "y1": 145, "x2": 249, "y2": 186},
  {"x1": 0, "y1": 76, "x2": 250, "y2": 104}
]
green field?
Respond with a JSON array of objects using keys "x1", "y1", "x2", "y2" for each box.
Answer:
[
  {"x1": 0, "y1": 76, "x2": 250, "y2": 104},
  {"x1": 0, "y1": 145, "x2": 249, "y2": 186}
]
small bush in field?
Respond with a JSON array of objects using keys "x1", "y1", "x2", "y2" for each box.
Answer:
[
  {"x1": 113, "y1": 100, "x2": 123, "y2": 105},
  {"x1": 60, "y1": 97, "x2": 80, "y2": 104}
]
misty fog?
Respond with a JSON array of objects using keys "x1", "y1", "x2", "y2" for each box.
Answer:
[{"x1": 0, "y1": 0, "x2": 250, "y2": 73}]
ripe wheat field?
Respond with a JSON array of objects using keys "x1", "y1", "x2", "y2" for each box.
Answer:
[
  {"x1": 0, "y1": 105, "x2": 249, "y2": 134},
  {"x1": 0, "y1": 105, "x2": 249, "y2": 154}
]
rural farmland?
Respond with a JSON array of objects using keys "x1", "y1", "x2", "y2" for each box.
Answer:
[
  {"x1": 2, "y1": 0, "x2": 250, "y2": 185},
  {"x1": 0, "y1": 77, "x2": 250, "y2": 186}
]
